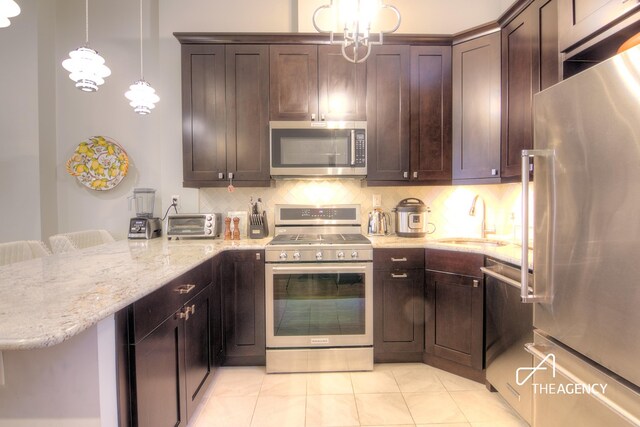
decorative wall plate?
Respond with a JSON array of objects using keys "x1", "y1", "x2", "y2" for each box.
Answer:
[{"x1": 66, "y1": 136, "x2": 129, "y2": 191}]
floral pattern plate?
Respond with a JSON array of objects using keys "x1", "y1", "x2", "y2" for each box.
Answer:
[{"x1": 66, "y1": 136, "x2": 129, "y2": 191}]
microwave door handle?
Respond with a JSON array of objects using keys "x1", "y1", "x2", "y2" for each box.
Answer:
[{"x1": 350, "y1": 130, "x2": 356, "y2": 166}]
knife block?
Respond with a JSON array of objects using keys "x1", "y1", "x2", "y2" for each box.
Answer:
[{"x1": 249, "y1": 211, "x2": 269, "y2": 239}]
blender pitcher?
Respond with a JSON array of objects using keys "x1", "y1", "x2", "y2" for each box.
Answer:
[{"x1": 128, "y1": 188, "x2": 156, "y2": 218}]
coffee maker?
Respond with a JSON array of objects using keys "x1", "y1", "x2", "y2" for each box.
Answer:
[
  {"x1": 128, "y1": 188, "x2": 162, "y2": 239},
  {"x1": 367, "y1": 207, "x2": 391, "y2": 236}
]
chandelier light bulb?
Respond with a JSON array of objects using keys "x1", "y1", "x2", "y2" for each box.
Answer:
[
  {"x1": 62, "y1": 46, "x2": 111, "y2": 92},
  {"x1": 125, "y1": 80, "x2": 160, "y2": 115},
  {"x1": 0, "y1": 0, "x2": 21, "y2": 28}
]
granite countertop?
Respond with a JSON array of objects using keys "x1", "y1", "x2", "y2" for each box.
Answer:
[{"x1": 0, "y1": 234, "x2": 530, "y2": 351}]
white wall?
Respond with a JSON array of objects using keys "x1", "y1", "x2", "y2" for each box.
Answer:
[{"x1": 0, "y1": 0, "x2": 514, "y2": 244}]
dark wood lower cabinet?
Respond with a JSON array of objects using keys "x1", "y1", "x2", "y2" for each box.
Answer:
[
  {"x1": 221, "y1": 250, "x2": 266, "y2": 365},
  {"x1": 424, "y1": 249, "x2": 485, "y2": 382}
]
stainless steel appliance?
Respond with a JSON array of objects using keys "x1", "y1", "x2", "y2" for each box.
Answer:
[
  {"x1": 166, "y1": 213, "x2": 222, "y2": 239},
  {"x1": 482, "y1": 258, "x2": 533, "y2": 424},
  {"x1": 393, "y1": 198, "x2": 433, "y2": 237},
  {"x1": 367, "y1": 208, "x2": 391, "y2": 235},
  {"x1": 265, "y1": 204, "x2": 373, "y2": 373},
  {"x1": 519, "y1": 46, "x2": 640, "y2": 426},
  {"x1": 128, "y1": 188, "x2": 162, "y2": 239},
  {"x1": 269, "y1": 121, "x2": 367, "y2": 177}
]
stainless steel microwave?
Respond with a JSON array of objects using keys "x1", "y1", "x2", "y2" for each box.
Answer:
[{"x1": 270, "y1": 121, "x2": 367, "y2": 177}]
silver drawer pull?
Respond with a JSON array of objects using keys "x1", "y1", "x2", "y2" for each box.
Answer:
[
  {"x1": 391, "y1": 257, "x2": 407, "y2": 262},
  {"x1": 177, "y1": 306, "x2": 193, "y2": 320},
  {"x1": 175, "y1": 284, "x2": 196, "y2": 294},
  {"x1": 391, "y1": 273, "x2": 408, "y2": 278}
]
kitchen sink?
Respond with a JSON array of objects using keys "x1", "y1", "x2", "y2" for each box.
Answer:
[{"x1": 434, "y1": 237, "x2": 511, "y2": 247}]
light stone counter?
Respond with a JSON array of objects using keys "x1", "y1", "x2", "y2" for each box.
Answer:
[
  {"x1": 0, "y1": 237, "x2": 269, "y2": 351},
  {"x1": 0, "y1": 234, "x2": 529, "y2": 351}
]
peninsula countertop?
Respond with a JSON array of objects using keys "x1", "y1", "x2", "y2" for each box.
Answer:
[{"x1": 0, "y1": 234, "x2": 530, "y2": 351}]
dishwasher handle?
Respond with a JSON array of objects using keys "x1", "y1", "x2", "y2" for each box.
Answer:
[{"x1": 481, "y1": 266, "x2": 523, "y2": 290}]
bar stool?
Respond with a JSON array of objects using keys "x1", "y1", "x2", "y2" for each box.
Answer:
[
  {"x1": 49, "y1": 229, "x2": 115, "y2": 254},
  {"x1": 0, "y1": 240, "x2": 51, "y2": 266}
]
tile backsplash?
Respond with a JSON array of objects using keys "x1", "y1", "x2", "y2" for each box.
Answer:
[{"x1": 200, "y1": 180, "x2": 531, "y2": 241}]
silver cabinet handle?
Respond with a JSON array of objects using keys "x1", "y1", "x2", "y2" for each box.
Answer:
[
  {"x1": 521, "y1": 149, "x2": 554, "y2": 303},
  {"x1": 473, "y1": 279, "x2": 479, "y2": 288},
  {"x1": 311, "y1": 113, "x2": 316, "y2": 121},
  {"x1": 524, "y1": 343, "x2": 640, "y2": 426},
  {"x1": 175, "y1": 284, "x2": 196, "y2": 294},
  {"x1": 403, "y1": 171, "x2": 408, "y2": 179},
  {"x1": 491, "y1": 168, "x2": 498, "y2": 176},
  {"x1": 218, "y1": 172, "x2": 225, "y2": 179},
  {"x1": 412, "y1": 171, "x2": 418, "y2": 178},
  {"x1": 391, "y1": 273, "x2": 408, "y2": 278},
  {"x1": 391, "y1": 257, "x2": 407, "y2": 262}
]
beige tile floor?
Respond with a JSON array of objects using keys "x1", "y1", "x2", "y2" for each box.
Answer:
[{"x1": 189, "y1": 363, "x2": 528, "y2": 427}]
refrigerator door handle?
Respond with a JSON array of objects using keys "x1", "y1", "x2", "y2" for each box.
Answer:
[
  {"x1": 524, "y1": 343, "x2": 640, "y2": 426},
  {"x1": 521, "y1": 149, "x2": 554, "y2": 303}
]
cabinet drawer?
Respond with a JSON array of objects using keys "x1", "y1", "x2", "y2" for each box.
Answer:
[
  {"x1": 425, "y1": 249, "x2": 483, "y2": 277},
  {"x1": 374, "y1": 248, "x2": 424, "y2": 270},
  {"x1": 132, "y1": 260, "x2": 212, "y2": 343}
]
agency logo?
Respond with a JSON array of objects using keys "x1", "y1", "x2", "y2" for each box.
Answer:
[{"x1": 515, "y1": 352, "x2": 608, "y2": 395}]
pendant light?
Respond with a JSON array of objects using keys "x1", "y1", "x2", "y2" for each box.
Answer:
[
  {"x1": 125, "y1": 0, "x2": 159, "y2": 115},
  {"x1": 313, "y1": 0, "x2": 401, "y2": 63},
  {"x1": 62, "y1": 0, "x2": 111, "y2": 92},
  {"x1": 0, "y1": 0, "x2": 20, "y2": 28}
]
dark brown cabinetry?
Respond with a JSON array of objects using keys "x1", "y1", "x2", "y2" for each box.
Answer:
[
  {"x1": 126, "y1": 260, "x2": 215, "y2": 427},
  {"x1": 501, "y1": 0, "x2": 560, "y2": 179},
  {"x1": 424, "y1": 249, "x2": 485, "y2": 382},
  {"x1": 180, "y1": 44, "x2": 270, "y2": 187},
  {"x1": 221, "y1": 250, "x2": 266, "y2": 365},
  {"x1": 270, "y1": 45, "x2": 366, "y2": 121},
  {"x1": 373, "y1": 248, "x2": 425, "y2": 362},
  {"x1": 558, "y1": 0, "x2": 640, "y2": 52},
  {"x1": 366, "y1": 45, "x2": 411, "y2": 182},
  {"x1": 452, "y1": 32, "x2": 502, "y2": 183}
]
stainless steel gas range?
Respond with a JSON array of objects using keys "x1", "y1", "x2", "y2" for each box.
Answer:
[{"x1": 264, "y1": 204, "x2": 373, "y2": 373}]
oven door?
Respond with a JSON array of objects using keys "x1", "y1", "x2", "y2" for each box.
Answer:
[{"x1": 265, "y1": 262, "x2": 373, "y2": 348}]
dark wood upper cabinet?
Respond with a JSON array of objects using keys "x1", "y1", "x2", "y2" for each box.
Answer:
[
  {"x1": 366, "y1": 45, "x2": 411, "y2": 181},
  {"x1": 452, "y1": 32, "x2": 502, "y2": 183},
  {"x1": 318, "y1": 45, "x2": 367, "y2": 121},
  {"x1": 270, "y1": 45, "x2": 319, "y2": 121},
  {"x1": 410, "y1": 46, "x2": 452, "y2": 182},
  {"x1": 226, "y1": 45, "x2": 270, "y2": 182},
  {"x1": 558, "y1": 0, "x2": 640, "y2": 52},
  {"x1": 501, "y1": 0, "x2": 560, "y2": 179},
  {"x1": 182, "y1": 45, "x2": 226, "y2": 183}
]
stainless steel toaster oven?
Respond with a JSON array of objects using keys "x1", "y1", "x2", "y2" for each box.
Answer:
[{"x1": 167, "y1": 213, "x2": 222, "y2": 239}]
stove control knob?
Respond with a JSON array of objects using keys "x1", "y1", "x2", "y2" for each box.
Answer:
[
  {"x1": 205, "y1": 229, "x2": 213, "y2": 235},
  {"x1": 316, "y1": 251, "x2": 323, "y2": 260},
  {"x1": 279, "y1": 252, "x2": 288, "y2": 260},
  {"x1": 337, "y1": 251, "x2": 345, "y2": 260},
  {"x1": 351, "y1": 251, "x2": 358, "y2": 259},
  {"x1": 293, "y1": 251, "x2": 301, "y2": 260}
]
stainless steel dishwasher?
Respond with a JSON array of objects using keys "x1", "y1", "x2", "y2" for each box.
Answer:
[{"x1": 482, "y1": 258, "x2": 533, "y2": 425}]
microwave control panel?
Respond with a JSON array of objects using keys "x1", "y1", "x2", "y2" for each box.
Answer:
[{"x1": 354, "y1": 130, "x2": 366, "y2": 166}]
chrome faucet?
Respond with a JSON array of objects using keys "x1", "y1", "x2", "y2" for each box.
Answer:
[{"x1": 469, "y1": 194, "x2": 493, "y2": 239}]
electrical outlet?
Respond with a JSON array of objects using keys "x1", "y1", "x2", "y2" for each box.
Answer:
[{"x1": 372, "y1": 194, "x2": 382, "y2": 208}]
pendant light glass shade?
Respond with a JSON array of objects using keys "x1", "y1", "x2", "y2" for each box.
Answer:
[
  {"x1": 126, "y1": 0, "x2": 159, "y2": 114},
  {"x1": 62, "y1": 0, "x2": 110, "y2": 92},
  {"x1": 0, "y1": 0, "x2": 20, "y2": 28},
  {"x1": 125, "y1": 80, "x2": 159, "y2": 115},
  {"x1": 62, "y1": 46, "x2": 111, "y2": 92}
]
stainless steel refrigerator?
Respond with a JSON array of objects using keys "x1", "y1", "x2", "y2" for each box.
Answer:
[{"x1": 520, "y1": 45, "x2": 640, "y2": 426}]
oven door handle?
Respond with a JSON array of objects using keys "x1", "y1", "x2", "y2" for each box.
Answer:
[{"x1": 270, "y1": 265, "x2": 368, "y2": 272}]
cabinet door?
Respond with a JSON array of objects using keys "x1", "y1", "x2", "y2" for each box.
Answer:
[
  {"x1": 366, "y1": 45, "x2": 411, "y2": 181},
  {"x1": 184, "y1": 286, "x2": 214, "y2": 421},
  {"x1": 452, "y1": 32, "x2": 501, "y2": 182},
  {"x1": 374, "y1": 268, "x2": 425, "y2": 361},
  {"x1": 133, "y1": 314, "x2": 186, "y2": 427},
  {"x1": 425, "y1": 270, "x2": 483, "y2": 370},
  {"x1": 270, "y1": 45, "x2": 318, "y2": 121},
  {"x1": 410, "y1": 46, "x2": 452, "y2": 182},
  {"x1": 181, "y1": 45, "x2": 226, "y2": 184},
  {"x1": 211, "y1": 254, "x2": 223, "y2": 366},
  {"x1": 318, "y1": 45, "x2": 367, "y2": 121},
  {"x1": 222, "y1": 250, "x2": 266, "y2": 364},
  {"x1": 558, "y1": 0, "x2": 640, "y2": 52},
  {"x1": 226, "y1": 45, "x2": 270, "y2": 182}
]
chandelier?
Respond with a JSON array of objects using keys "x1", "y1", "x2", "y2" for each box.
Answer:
[
  {"x1": 124, "y1": 0, "x2": 159, "y2": 115},
  {"x1": 61, "y1": 0, "x2": 111, "y2": 92},
  {"x1": 0, "y1": 0, "x2": 20, "y2": 28},
  {"x1": 312, "y1": 0, "x2": 401, "y2": 63}
]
